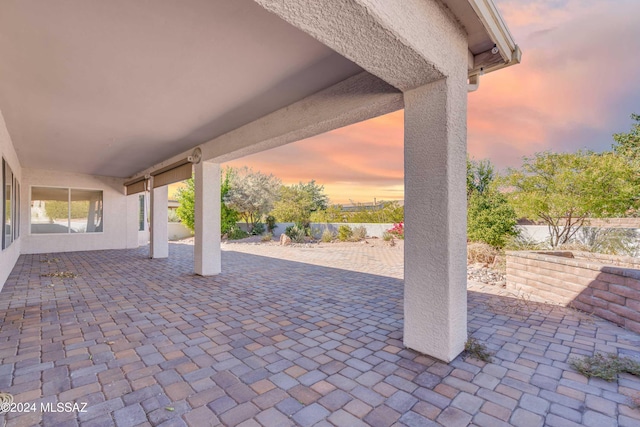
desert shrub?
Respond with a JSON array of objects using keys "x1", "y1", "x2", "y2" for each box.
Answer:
[
  {"x1": 464, "y1": 337, "x2": 493, "y2": 363},
  {"x1": 285, "y1": 225, "x2": 306, "y2": 243},
  {"x1": 167, "y1": 209, "x2": 181, "y2": 223},
  {"x1": 251, "y1": 222, "x2": 265, "y2": 235},
  {"x1": 504, "y1": 234, "x2": 545, "y2": 251},
  {"x1": 261, "y1": 233, "x2": 273, "y2": 242},
  {"x1": 576, "y1": 227, "x2": 638, "y2": 256},
  {"x1": 338, "y1": 225, "x2": 353, "y2": 242},
  {"x1": 321, "y1": 229, "x2": 334, "y2": 242},
  {"x1": 387, "y1": 222, "x2": 404, "y2": 239},
  {"x1": 467, "y1": 242, "x2": 499, "y2": 264},
  {"x1": 351, "y1": 226, "x2": 367, "y2": 241},
  {"x1": 467, "y1": 190, "x2": 518, "y2": 248},
  {"x1": 382, "y1": 231, "x2": 394, "y2": 242},
  {"x1": 227, "y1": 226, "x2": 248, "y2": 240},
  {"x1": 265, "y1": 215, "x2": 277, "y2": 233}
]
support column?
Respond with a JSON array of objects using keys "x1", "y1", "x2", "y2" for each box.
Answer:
[
  {"x1": 403, "y1": 75, "x2": 467, "y2": 362},
  {"x1": 194, "y1": 161, "x2": 221, "y2": 275},
  {"x1": 150, "y1": 184, "x2": 168, "y2": 259}
]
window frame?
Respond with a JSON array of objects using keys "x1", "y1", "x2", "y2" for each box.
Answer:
[
  {"x1": 29, "y1": 185, "x2": 104, "y2": 235},
  {"x1": 2, "y1": 158, "x2": 19, "y2": 250}
]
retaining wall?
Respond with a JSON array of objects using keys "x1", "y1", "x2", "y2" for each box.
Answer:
[{"x1": 506, "y1": 251, "x2": 640, "y2": 333}]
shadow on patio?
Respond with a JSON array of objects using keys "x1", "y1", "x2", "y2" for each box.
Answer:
[{"x1": 1, "y1": 244, "x2": 639, "y2": 426}]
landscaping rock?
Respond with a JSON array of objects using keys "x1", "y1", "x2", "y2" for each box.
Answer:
[{"x1": 280, "y1": 234, "x2": 292, "y2": 246}]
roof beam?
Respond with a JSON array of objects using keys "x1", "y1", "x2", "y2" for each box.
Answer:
[
  {"x1": 253, "y1": 0, "x2": 470, "y2": 91},
  {"x1": 126, "y1": 71, "x2": 402, "y2": 183}
]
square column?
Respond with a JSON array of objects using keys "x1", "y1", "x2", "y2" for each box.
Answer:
[
  {"x1": 150, "y1": 184, "x2": 168, "y2": 259},
  {"x1": 403, "y1": 76, "x2": 467, "y2": 362},
  {"x1": 194, "y1": 161, "x2": 221, "y2": 276}
]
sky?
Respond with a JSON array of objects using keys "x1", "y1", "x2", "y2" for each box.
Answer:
[{"x1": 223, "y1": 0, "x2": 640, "y2": 205}]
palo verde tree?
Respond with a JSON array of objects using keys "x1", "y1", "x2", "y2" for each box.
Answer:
[
  {"x1": 503, "y1": 150, "x2": 639, "y2": 247},
  {"x1": 223, "y1": 166, "x2": 281, "y2": 232}
]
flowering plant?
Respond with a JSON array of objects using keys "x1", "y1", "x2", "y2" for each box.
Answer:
[{"x1": 387, "y1": 222, "x2": 404, "y2": 239}]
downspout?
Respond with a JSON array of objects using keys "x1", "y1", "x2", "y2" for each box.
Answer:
[{"x1": 468, "y1": 74, "x2": 480, "y2": 92}]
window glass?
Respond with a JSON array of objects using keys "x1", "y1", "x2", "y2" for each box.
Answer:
[
  {"x1": 31, "y1": 187, "x2": 70, "y2": 234},
  {"x1": 139, "y1": 194, "x2": 145, "y2": 231},
  {"x1": 70, "y1": 189, "x2": 103, "y2": 233},
  {"x1": 4, "y1": 160, "x2": 12, "y2": 247}
]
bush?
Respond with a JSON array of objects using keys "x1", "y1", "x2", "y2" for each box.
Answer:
[
  {"x1": 351, "y1": 226, "x2": 367, "y2": 241},
  {"x1": 261, "y1": 233, "x2": 273, "y2": 242},
  {"x1": 576, "y1": 227, "x2": 638, "y2": 256},
  {"x1": 337, "y1": 225, "x2": 353, "y2": 242},
  {"x1": 504, "y1": 234, "x2": 544, "y2": 251},
  {"x1": 321, "y1": 229, "x2": 334, "y2": 242},
  {"x1": 285, "y1": 225, "x2": 306, "y2": 243},
  {"x1": 467, "y1": 191, "x2": 518, "y2": 248},
  {"x1": 167, "y1": 209, "x2": 181, "y2": 223},
  {"x1": 251, "y1": 222, "x2": 265, "y2": 235},
  {"x1": 387, "y1": 222, "x2": 404, "y2": 239},
  {"x1": 467, "y1": 242, "x2": 499, "y2": 264},
  {"x1": 265, "y1": 215, "x2": 277, "y2": 233},
  {"x1": 382, "y1": 231, "x2": 394, "y2": 242},
  {"x1": 227, "y1": 226, "x2": 249, "y2": 240}
]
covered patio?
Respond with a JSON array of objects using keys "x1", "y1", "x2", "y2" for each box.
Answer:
[
  {"x1": 1, "y1": 243, "x2": 639, "y2": 426},
  {"x1": 1, "y1": 0, "x2": 521, "y2": 362}
]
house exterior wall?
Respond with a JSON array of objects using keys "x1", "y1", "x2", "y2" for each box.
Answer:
[
  {"x1": 20, "y1": 168, "x2": 139, "y2": 255},
  {"x1": 0, "y1": 111, "x2": 21, "y2": 290}
]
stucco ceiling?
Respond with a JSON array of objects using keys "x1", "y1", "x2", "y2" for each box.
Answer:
[{"x1": 0, "y1": 0, "x2": 363, "y2": 177}]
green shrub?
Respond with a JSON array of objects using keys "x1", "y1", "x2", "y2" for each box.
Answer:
[
  {"x1": 351, "y1": 226, "x2": 367, "y2": 241},
  {"x1": 261, "y1": 233, "x2": 273, "y2": 242},
  {"x1": 285, "y1": 225, "x2": 306, "y2": 243},
  {"x1": 338, "y1": 225, "x2": 352, "y2": 242},
  {"x1": 167, "y1": 209, "x2": 181, "y2": 223},
  {"x1": 382, "y1": 231, "x2": 394, "y2": 242},
  {"x1": 467, "y1": 190, "x2": 518, "y2": 248},
  {"x1": 227, "y1": 226, "x2": 249, "y2": 240},
  {"x1": 321, "y1": 229, "x2": 334, "y2": 242},
  {"x1": 251, "y1": 222, "x2": 265, "y2": 235},
  {"x1": 265, "y1": 215, "x2": 277, "y2": 233}
]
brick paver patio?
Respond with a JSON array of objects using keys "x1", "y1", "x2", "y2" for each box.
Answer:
[{"x1": 1, "y1": 242, "x2": 639, "y2": 426}]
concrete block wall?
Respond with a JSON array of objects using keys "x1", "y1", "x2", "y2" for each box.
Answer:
[{"x1": 506, "y1": 251, "x2": 640, "y2": 333}]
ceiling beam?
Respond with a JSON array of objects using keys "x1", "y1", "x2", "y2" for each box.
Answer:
[{"x1": 125, "y1": 72, "x2": 403, "y2": 183}]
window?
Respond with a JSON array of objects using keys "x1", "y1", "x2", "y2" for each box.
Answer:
[
  {"x1": 2, "y1": 159, "x2": 19, "y2": 250},
  {"x1": 30, "y1": 187, "x2": 103, "y2": 234},
  {"x1": 139, "y1": 194, "x2": 145, "y2": 231}
]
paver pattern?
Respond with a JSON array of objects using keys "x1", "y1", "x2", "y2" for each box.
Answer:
[{"x1": 0, "y1": 242, "x2": 639, "y2": 426}]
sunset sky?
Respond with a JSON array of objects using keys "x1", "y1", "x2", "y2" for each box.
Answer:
[{"x1": 224, "y1": 0, "x2": 640, "y2": 204}]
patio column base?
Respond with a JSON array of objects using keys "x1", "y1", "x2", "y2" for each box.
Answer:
[
  {"x1": 194, "y1": 161, "x2": 221, "y2": 276},
  {"x1": 403, "y1": 76, "x2": 467, "y2": 362}
]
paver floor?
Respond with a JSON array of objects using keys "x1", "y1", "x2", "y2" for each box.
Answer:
[{"x1": 0, "y1": 243, "x2": 639, "y2": 426}]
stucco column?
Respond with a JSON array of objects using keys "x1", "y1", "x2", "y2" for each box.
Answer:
[
  {"x1": 150, "y1": 184, "x2": 168, "y2": 258},
  {"x1": 403, "y1": 75, "x2": 467, "y2": 362},
  {"x1": 194, "y1": 161, "x2": 221, "y2": 275}
]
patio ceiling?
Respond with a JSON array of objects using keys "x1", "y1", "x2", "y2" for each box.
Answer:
[
  {"x1": 0, "y1": 0, "x2": 363, "y2": 178},
  {"x1": 0, "y1": 0, "x2": 518, "y2": 180}
]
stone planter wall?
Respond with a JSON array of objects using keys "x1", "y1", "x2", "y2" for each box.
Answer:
[{"x1": 506, "y1": 251, "x2": 640, "y2": 333}]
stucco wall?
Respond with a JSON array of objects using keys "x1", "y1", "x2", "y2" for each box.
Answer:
[
  {"x1": 20, "y1": 169, "x2": 139, "y2": 254},
  {"x1": 0, "y1": 111, "x2": 22, "y2": 290}
]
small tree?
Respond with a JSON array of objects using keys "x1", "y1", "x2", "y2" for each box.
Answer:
[
  {"x1": 220, "y1": 167, "x2": 239, "y2": 234},
  {"x1": 175, "y1": 168, "x2": 240, "y2": 234},
  {"x1": 223, "y1": 167, "x2": 281, "y2": 232},
  {"x1": 271, "y1": 180, "x2": 329, "y2": 226},
  {"x1": 467, "y1": 190, "x2": 518, "y2": 248},
  {"x1": 504, "y1": 151, "x2": 639, "y2": 247},
  {"x1": 175, "y1": 178, "x2": 195, "y2": 231},
  {"x1": 613, "y1": 113, "x2": 640, "y2": 166},
  {"x1": 466, "y1": 158, "x2": 518, "y2": 248},
  {"x1": 467, "y1": 158, "x2": 495, "y2": 198}
]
